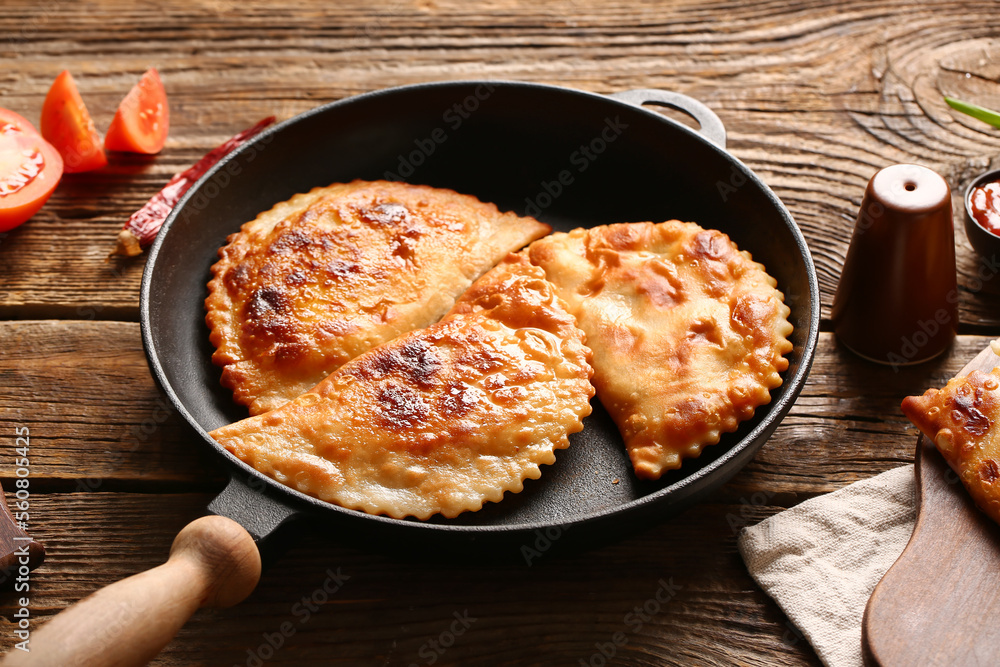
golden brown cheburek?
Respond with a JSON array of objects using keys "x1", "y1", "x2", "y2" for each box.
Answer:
[
  {"x1": 528, "y1": 221, "x2": 793, "y2": 480},
  {"x1": 206, "y1": 180, "x2": 549, "y2": 415},
  {"x1": 209, "y1": 255, "x2": 594, "y2": 520},
  {"x1": 902, "y1": 368, "x2": 1000, "y2": 525}
]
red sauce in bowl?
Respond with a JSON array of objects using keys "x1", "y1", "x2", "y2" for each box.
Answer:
[{"x1": 970, "y1": 179, "x2": 1000, "y2": 235}]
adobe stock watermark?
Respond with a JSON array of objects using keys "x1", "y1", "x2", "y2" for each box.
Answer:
[
  {"x1": 716, "y1": 165, "x2": 749, "y2": 202},
  {"x1": 362, "y1": 2, "x2": 408, "y2": 41},
  {"x1": 851, "y1": 174, "x2": 932, "y2": 239},
  {"x1": 6, "y1": 3, "x2": 62, "y2": 45},
  {"x1": 75, "y1": 396, "x2": 175, "y2": 493},
  {"x1": 781, "y1": 619, "x2": 807, "y2": 648},
  {"x1": 851, "y1": 197, "x2": 885, "y2": 236},
  {"x1": 522, "y1": 116, "x2": 629, "y2": 217},
  {"x1": 238, "y1": 567, "x2": 351, "y2": 667},
  {"x1": 38, "y1": 598, "x2": 137, "y2": 659},
  {"x1": 520, "y1": 524, "x2": 570, "y2": 566},
  {"x1": 725, "y1": 488, "x2": 778, "y2": 534},
  {"x1": 10, "y1": 426, "x2": 32, "y2": 653},
  {"x1": 184, "y1": 130, "x2": 275, "y2": 213},
  {"x1": 77, "y1": 262, "x2": 130, "y2": 319},
  {"x1": 408, "y1": 610, "x2": 477, "y2": 666},
  {"x1": 887, "y1": 252, "x2": 1000, "y2": 371},
  {"x1": 383, "y1": 84, "x2": 497, "y2": 181},
  {"x1": 579, "y1": 577, "x2": 682, "y2": 667}
]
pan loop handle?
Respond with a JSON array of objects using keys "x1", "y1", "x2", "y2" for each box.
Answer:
[{"x1": 608, "y1": 89, "x2": 726, "y2": 149}]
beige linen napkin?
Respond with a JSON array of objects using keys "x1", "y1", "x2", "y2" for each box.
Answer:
[{"x1": 737, "y1": 465, "x2": 916, "y2": 667}]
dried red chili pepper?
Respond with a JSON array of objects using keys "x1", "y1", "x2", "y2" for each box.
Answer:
[{"x1": 111, "y1": 116, "x2": 276, "y2": 257}]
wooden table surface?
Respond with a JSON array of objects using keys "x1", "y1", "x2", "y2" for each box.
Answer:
[{"x1": 2, "y1": 1, "x2": 1000, "y2": 664}]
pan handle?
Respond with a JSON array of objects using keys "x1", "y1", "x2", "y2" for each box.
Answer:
[
  {"x1": 1, "y1": 476, "x2": 302, "y2": 666},
  {"x1": 0, "y1": 515, "x2": 260, "y2": 667},
  {"x1": 608, "y1": 89, "x2": 726, "y2": 148},
  {"x1": 208, "y1": 473, "x2": 306, "y2": 566}
]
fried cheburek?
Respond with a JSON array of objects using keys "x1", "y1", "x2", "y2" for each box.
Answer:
[
  {"x1": 209, "y1": 255, "x2": 594, "y2": 520},
  {"x1": 206, "y1": 180, "x2": 550, "y2": 415},
  {"x1": 527, "y1": 221, "x2": 793, "y2": 480},
  {"x1": 902, "y1": 366, "x2": 1000, "y2": 525}
]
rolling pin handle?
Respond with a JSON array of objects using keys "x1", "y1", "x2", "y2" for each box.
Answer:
[{"x1": 0, "y1": 515, "x2": 261, "y2": 667}]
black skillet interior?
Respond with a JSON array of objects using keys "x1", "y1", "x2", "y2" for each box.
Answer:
[{"x1": 142, "y1": 81, "x2": 819, "y2": 551}]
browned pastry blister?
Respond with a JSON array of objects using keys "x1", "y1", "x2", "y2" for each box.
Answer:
[
  {"x1": 209, "y1": 255, "x2": 594, "y2": 520},
  {"x1": 206, "y1": 180, "x2": 550, "y2": 415},
  {"x1": 902, "y1": 367, "x2": 1000, "y2": 525},
  {"x1": 527, "y1": 221, "x2": 793, "y2": 480}
]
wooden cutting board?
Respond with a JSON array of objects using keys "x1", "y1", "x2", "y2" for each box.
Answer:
[{"x1": 863, "y1": 344, "x2": 1000, "y2": 666}]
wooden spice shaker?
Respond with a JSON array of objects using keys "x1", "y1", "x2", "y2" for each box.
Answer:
[{"x1": 831, "y1": 164, "x2": 957, "y2": 366}]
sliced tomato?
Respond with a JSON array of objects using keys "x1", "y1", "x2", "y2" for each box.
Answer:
[
  {"x1": 0, "y1": 108, "x2": 43, "y2": 138},
  {"x1": 0, "y1": 113, "x2": 64, "y2": 232},
  {"x1": 41, "y1": 70, "x2": 107, "y2": 173},
  {"x1": 105, "y1": 68, "x2": 169, "y2": 154}
]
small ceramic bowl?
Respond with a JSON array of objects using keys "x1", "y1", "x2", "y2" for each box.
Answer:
[{"x1": 964, "y1": 167, "x2": 1000, "y2": 268}]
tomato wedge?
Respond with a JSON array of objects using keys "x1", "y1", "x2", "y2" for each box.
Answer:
[
  {"x1": 105, "y1": 68, "x2": 169, "y2": 154},
  {"x1": 41, "y1": 70, "x2": 107, "y2": 173},
  {"x1": 0, "y1": 112, "x2": 63, "y2": 232}
]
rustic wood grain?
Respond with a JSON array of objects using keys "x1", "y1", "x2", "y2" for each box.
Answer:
[
  {"x1": 1, "y1": 0, "x2": 1000, "y2": 326},
  {"x1": 0, "y1": 320, "x2": 991, "y2": 666},
  {"x1": 0, "y1": 321, "x2": 222, "y2": 490},
  {"x1": 2, "y1": 1, "x2": 999, "y2": 665},
  {"x1": 0, "y1": 319, "x2": 989, "y2": 496},
  {"x1": 0, "y1": 492, "x2": 817, "y2": 666},
  {"x1": 733, "y1": 331, "x2": 997, "y2": 498}
]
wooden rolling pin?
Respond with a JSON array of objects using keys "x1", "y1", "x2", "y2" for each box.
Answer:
[{"x1": 1, "y1": 516, "x2": 260, "y2": 667}]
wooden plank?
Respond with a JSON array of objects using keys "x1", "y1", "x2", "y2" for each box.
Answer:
[
  {"x1": 2, "y1": 1, "x2": 998, "y2": 665},
  {"x1": 0, "y1": 318, "x2": 989, "y2": 495},
  {"x1": 0, "y1": 492, "x2": 818, "y2": 666},
  {"x1": 0, "y1": 321, "x2": 222, "y2": 488},
  {"x1": 1, "y1": 0, "x2": 999, "y2": 326},
  {"x1": 731, "y1": 331, "x2": 995, "y2": 497}
]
